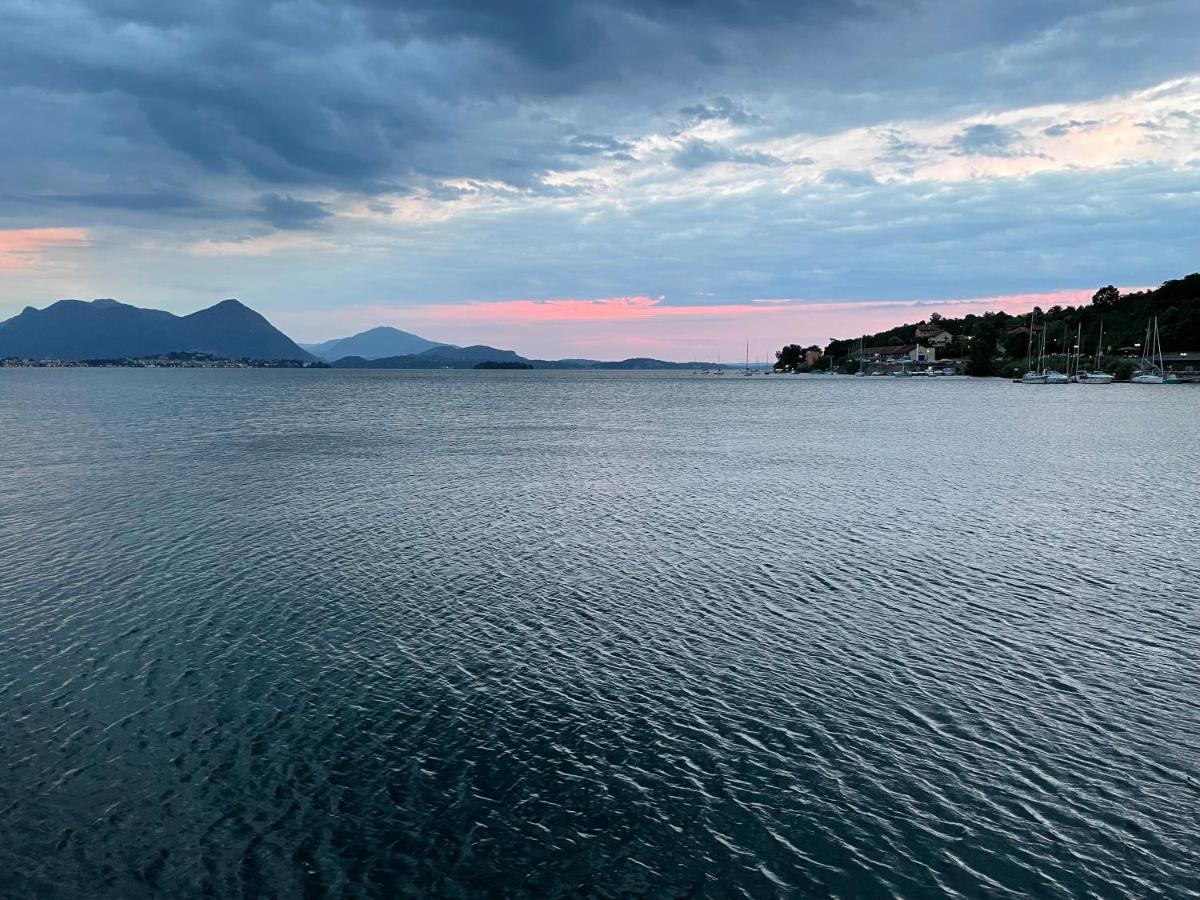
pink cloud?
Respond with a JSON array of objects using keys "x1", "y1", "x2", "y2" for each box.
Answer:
[
  {"x1": 274, "y1": 287, "x2": 1140, "y2": 362},
  {"x1": 0, "y1": 227, "x2": 89, "y2": 270},
  {"x1": 415, "y1": 295, "x2": 788, "y2": 324}
]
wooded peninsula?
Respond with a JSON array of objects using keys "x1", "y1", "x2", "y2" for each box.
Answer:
[{"x1": 775, "y1": 273, "x2": 1200, "y2": 377}]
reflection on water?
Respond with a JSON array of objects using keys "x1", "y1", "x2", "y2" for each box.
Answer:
[{"x1": 2, "y1": 369, "x2": 1198, "y2": 898}]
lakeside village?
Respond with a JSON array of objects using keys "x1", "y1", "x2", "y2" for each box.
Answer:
[
  {"x1": 1, "y1": 351, "x2": 328, "y2": 369},
  {"x1": 769, "y1": 275, "x2": 1200, "y2": 383}
]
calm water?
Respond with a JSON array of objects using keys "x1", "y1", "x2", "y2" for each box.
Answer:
[{"x1": 2, "y1": 369, "x2": 1198, "y2": 898}]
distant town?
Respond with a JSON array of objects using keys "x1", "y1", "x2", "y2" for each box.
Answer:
[
  {"x1": 2, "y1": 351, "x2": 327, "y2": 369},
  {"x1": 772, "y1": 274, "x2": 1200, "y2": 382}
]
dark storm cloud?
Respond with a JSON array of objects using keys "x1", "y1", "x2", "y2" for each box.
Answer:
[
  {"x1": 254, "y1": 193, "x2": 332, "y2": 230},
  {"x1": 0, "y1": 0, "x2": 879, "y2": 196},
  {"x1": 4, "y1": 0, "x2": 1197, "y2": 211},
  {"x1": 671, "y1": 140, "x2": 782, "y2": 170}
]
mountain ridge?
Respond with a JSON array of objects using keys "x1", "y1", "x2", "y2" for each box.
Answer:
[
  {"x1": 0, "y1": 298, "x2": 316, "y2": 361},
  {"x1": 303, "y1": 326, "x2": 446, "y2": 361},
  {"x1": 2, "y1": 297, "x2": 719, "y2": 368},
  {"x1": 331, "y1": 345, "x2": 717, "y2": 369}
]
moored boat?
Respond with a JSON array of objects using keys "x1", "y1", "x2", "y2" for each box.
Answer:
[
  {"x1": 1017, "y1": 310, "x2": 1048, "y2": 384},
  {"x1": 1132, "y1": 317, "x2": 1166, "y2": 384},
  {"x1": 1076, "y1": 321, "x2": 1113, "y2": 384}
]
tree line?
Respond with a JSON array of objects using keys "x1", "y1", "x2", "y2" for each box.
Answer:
[{"x1": 775, "y1": 273, "x2": 1200, "y2": 376}]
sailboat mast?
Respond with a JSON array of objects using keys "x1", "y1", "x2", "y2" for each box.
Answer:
[
  {"x1": 1080, "y1": 321, "x2": 1089, "y2": 379},
  {"x1": 1026, "y1": 311, "x2": 1035, "y2": 371}
]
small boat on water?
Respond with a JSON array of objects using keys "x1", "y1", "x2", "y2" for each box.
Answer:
[
  {"x1": 1075, "y1": 321, "x2": 1113, "y2": 383},
  {"x1": 1132, "y1": 317, "x2": 1166, "y2": 384},
  {"x1": 1039, "y1": 320, "x2": 1070, "y2": 383},
  {"x1": 1017, "y1": 311, "x2": 1048, "y2": 384}
]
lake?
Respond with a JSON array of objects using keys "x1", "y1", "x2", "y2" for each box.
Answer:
[{"x1": 2, "y1": 369, "x2": 1198, "y2": 898}]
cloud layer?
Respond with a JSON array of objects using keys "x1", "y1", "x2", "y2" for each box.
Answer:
[{"x1": 1, "y1": 0, "x2": 1198, "y2": 356}]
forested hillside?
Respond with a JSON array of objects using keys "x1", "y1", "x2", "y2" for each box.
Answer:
[{"x1": 776, "y1": 273, "x2": 1200, "y2": 375}]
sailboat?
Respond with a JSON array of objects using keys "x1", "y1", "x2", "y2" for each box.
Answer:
[
  {"x1": 1076, "y1": 321, "x2": 1114, "y2": 384},
  {"x1": 1075, "y1": 321, "x2": 1084, "y2": 381},
  {"x1": 743, "y1": 340, "x2": 753, "y2": 375},
  {"x1": 1019, "y1": 311, "x2": 1047, "y2": 383},
  {"x1": 1132, "y1": 317, "x2": 1165, "y2": 384},
  {"x1": 1041, "y1": 320, "x2": 1070, "y2": 384}
]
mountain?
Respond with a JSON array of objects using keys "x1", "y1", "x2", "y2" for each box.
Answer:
[
  {"x1": 0, "y1": 298, "x2": 315, "y2": 361},
  {"x1": 303, "y1": 326, "x2": 445, "y2": 361},
  {"x1": 532, "y1": 357, "x2": 710, "y2": 370},
  {"x1": 333, "y1": 344, "x2": 525, "y2": 368},
  {"x1": 333, "y1": 345, "x2": 718, "y2": 369}
]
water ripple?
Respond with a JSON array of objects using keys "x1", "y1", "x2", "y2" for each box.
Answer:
[{"x1": 1, "y1": 369, "x2": 1198, "y2": 898}]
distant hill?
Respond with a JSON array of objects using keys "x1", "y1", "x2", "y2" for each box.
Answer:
[
  {"x1": 0, "y1": 298, "x2": 315, "y2": 362},
  {"x1": 333, "y1": 344, "x2": 526, "y2": 368},
  {"x1": 818, "y1": 273, "x2": 1200, "y2": 360},
  {"x1": 333, "y1": 345, "x2": 718, "y2": 369},
  {"x1": 303, "y1": 326, "x2": 445, "y2": 361},
  {"x1": 532, "y1": 357, "x2": 710, "y2": 370}
]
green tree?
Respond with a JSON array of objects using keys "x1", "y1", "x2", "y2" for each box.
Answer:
[
  {"x1": 966, "y1": 314, "x2": 1000, "y2": 376},
  {"x1": 774, "y1": 344, "x2": 804, "y2": 371},
  {"x1": 966, "y1": 337, "x2": 996, "y2": 376},
  {"x1": 1092, "y1": 285, "x2": 1120, "y2": 308}
]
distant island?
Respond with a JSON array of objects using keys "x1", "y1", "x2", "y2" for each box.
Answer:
[
  {"x1": 474, "y1": 360, "x2": 535, "y2": 369},
  {"x1": 774, "y1": 273, "x2": 1200, "y2": 379}
]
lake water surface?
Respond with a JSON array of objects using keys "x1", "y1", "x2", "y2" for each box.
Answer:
[{"x1": 2, "y1": 370, "x2": 1198, "y2": 898}]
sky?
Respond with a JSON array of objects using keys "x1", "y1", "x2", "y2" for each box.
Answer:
[{"x1": 1, "y1": 0, "x2": 1198, "y2": 360}]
